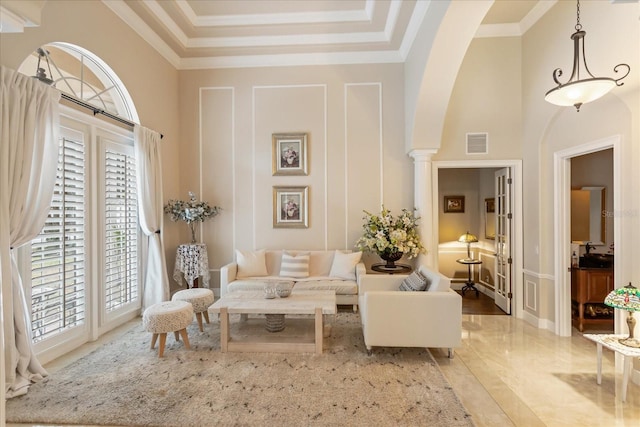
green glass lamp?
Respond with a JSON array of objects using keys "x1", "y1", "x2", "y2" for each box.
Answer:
[{"x1": 604, "y1": 283, "x2": 640, "y2": 348}]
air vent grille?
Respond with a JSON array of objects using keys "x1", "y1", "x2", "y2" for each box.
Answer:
[{"x1": 466, "y1": 132, "x2": 488, "y2": 154}]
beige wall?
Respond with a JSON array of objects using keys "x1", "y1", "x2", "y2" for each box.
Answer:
[
  {"x1": 437, "y1": 36, "x2": 522, "y2": 160},
  {"x1": 0, "y1": 0, "x2": 182, "y2": 285},
  {"x1": 2, "y1": 0, "x2": 638, "y2": 332},
  {"x1": 176, "y1": 64, "x2": 414, "y2": 291},
  {"x1": 520, "y1": 0, "x2": 639, "y2": 327}
]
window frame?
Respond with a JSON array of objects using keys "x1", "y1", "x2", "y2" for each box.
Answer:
[{"x1": 20, "y1": 106, "x2": 143, "y2": 364}]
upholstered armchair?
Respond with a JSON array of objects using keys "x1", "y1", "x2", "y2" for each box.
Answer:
[{"x1": 358, "y1": 265, "x2": 462, "y2": 358}]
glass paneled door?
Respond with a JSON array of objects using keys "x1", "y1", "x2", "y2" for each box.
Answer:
[{"x1": 494, "y1": 168, "x2": 512, "y2": 314}]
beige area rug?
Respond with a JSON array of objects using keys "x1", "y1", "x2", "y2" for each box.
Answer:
[{"x1": 6, "y1": 312, "x2": 474, "y2": 427}]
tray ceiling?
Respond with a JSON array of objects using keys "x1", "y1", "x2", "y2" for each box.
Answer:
[{"x1": 103, "y1": 0, "x2": 547, "y2": 69}]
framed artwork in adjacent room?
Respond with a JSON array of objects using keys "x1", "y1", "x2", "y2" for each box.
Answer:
[
  {"x1": 273, "y1": 186, "x2": 309, "y2": 228},
  {"x1": 444, "y1": 195, "x2": 465, "y2": 213},
  {"x1": 272, "y1": 133, "x2": 308, "y2": 176}
]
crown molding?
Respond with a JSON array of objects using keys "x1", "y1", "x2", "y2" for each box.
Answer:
[
  {"x1": 102, "y1": 0, "x2": 181, "y2": 68},
  {"x1": 179, "y1": 50, "x2": 404, "y2": 70},
  {"x1": 176, "y1": 0, "x2": 374, "y2": 27}
]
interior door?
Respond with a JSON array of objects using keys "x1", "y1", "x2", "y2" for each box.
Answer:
[{"x1": 494, "y1": 168, "x2": 512, "y2": 314}]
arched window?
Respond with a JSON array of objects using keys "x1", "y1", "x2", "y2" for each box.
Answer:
[
  {"x1": 18, "y1": 42, "x2": 139, "y2": 123},
  {"x1": 17, "y1": 43, "x2": 142, "y2": 362}
]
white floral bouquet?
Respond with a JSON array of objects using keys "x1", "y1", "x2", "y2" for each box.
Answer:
[
  {"x1": 355, "y1": 207, "x2": 426, "y2": 259},
  {"x1": 164, "y1": 192, "x2": 221, "y2": 242}
]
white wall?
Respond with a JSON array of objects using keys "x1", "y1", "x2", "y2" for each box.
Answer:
[{"x1": 176, "y1": 64, "x2": 415, "y2": 293}]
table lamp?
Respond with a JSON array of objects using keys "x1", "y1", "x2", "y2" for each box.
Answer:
[
  {"x1": 604, "y1": 282, "x2": 640, "y2": 348},
  {"x1": 458, "y1": 231, "x2": 478, "y2": 260}
]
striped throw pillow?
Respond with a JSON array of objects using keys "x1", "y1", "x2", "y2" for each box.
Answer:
[
  {"x1": 399, "y1": 270, "x2": 428, "y2": 291},
  {"x1": 279, "y1": 252, "x2": 310, "y2": 278}
]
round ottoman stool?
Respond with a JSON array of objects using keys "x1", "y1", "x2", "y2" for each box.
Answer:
[
  {"x1": 172, "y1": 288, "x2": 215, "y2": 332},
  {"x1": 143, "y1": 300, "x2": 193, "y2": 357}
]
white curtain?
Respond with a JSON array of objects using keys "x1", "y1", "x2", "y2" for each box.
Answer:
[
  {"x1": 0, "y1": 65, "x2": 61, "y2": 400},
  {"x1": 134, "y1": 125, "x2": 169, "y2": 308}
]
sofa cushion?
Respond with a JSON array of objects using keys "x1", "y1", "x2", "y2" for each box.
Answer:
[
  {"x1": 308, "y1": 251, "x2": 335, "y2": 277},
  {"x1": 279, "y1": 251, "x2": 310, "y2": 278},
  {"x1": 399, "y1": 271, "x2": 429, "y2": 292},
  {"x1": 329, "y1": 250, "x2": 362, "y2": 281},
  {"x1": 226, "y1": 278, "x2": 276, "y2": 293},
  {"x1": 236, "y1": 249, "x2": 268, "y2": 278},
  {"x1": 293, "y1": 279, "x2": 358, "y2": 295}
]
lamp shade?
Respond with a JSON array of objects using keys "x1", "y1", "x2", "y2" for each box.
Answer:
[
  {"x1": 604, "y1": 283, "x2": 640, "y2": 312},
  {"x1": 458, "y1": 232, "x2": 478, "y2": 244},
  {"x1": 544, "y1": 78, "x2": 616, "y2": 108}
]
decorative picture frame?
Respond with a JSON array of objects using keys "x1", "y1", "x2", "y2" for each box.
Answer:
[
  {"x1": 273, "y1": 186, "x2": 309, "y2": 228},
  {"x1": 485, "y1": 197, "x2": 495, "y2": 213},
  {"x1": 272, "y1": 133, "x2": 308, "y2": 176},
  {"x1": 444, "y1": 195, "x2": 465, "y2": 213}
]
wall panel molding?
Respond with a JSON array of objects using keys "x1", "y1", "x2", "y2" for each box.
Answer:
[{"x1": 344, "y1": 82, "x2": 382, "y2": 248}]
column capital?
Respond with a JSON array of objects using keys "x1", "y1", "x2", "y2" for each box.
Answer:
[{"x1": 408, "y1": 148, "x2": 437, "y2": 162}]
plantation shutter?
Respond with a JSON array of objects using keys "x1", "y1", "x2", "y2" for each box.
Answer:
[
  {"x1": 104, "y1": 149, "x2": 139, "y2": 311},
  {"x1": 31, "y1": 137, "x2": 86, "y2": 342}
]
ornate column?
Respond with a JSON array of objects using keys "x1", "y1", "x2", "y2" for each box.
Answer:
[{"x1": 409, "y1": 149, "x2": 437, "y2": 268}]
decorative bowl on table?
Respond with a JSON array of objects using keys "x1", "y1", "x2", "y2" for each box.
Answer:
[
  {"x1": 276, "y1": 281, "x2": 293, "y2": 298},
  {"x1": 263, "y1": 282, "x2": 277, "y2": 299}
]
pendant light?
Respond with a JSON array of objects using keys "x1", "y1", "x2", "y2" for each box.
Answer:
[{"x1": 544, "y1": 0, "x2": 630, "y2": 112}]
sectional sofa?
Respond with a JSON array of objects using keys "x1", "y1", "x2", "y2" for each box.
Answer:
[{"x1": 220, "y1": 249, "x2": 364, "y2": 311}]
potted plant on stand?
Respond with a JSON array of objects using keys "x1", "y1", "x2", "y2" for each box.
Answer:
[
  {"x1": 355, "y1": 206, "x2": 426, "y2": 269},
  {"x1": 164, "y1": 192, "x2": 221, "y2": 243}
]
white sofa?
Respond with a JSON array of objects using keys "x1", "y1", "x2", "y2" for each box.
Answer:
[
  {"x1": 220, "y1": 249, "x2": 365, "y2": 311},
  {"x1": 358, "y1": 265, "x2": 462, "y2": 358}
]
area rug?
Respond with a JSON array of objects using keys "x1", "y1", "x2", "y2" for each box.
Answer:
[{"x1": 6, "y1": 312, "x2": 474, "y2": 427}]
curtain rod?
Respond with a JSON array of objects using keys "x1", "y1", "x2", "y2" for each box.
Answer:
[{"x1": 60, "y1": 93, "x2": 164, "y2": 139}]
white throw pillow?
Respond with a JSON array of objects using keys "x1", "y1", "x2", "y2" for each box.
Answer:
[
  {"x1": 329, "y1": 250, "x2": 362, "y2": 281},
  {"x1": 236, "y1": 249, "x2": 268, "y2": 278},
  {"x1": 280, "y1": 251, "x2": 310, "y2": 278}
]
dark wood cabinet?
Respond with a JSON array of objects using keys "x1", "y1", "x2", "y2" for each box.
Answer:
[{"x1": 571, "y1": 268, "x2": 614, "y2": 332}]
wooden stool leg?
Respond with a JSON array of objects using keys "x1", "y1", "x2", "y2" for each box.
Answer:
[
  {"x1": 179, "y1": 328, "x2": 190, "y2": 350},
  {"x1": 195, "y1": 312, "x2": 204, "y2": 332},
  {"x1": 150, "y1": 333, "x2": 159, "y2": 349},
  {"x1": 202, "y1": 311, "x2": 210, "y2": 324},
  {"x1": 158, "y1": 333, "x2": 167, "y2": 358},
  {"x1": 174, "y1": 331, "x2": 180, "y2": 341}
]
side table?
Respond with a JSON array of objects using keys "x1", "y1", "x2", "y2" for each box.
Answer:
[
  {"x1": 456, "y1": 258, "x2": 482, "y2": 297},
  {"x1": 583, "y1": 333, "x2": 640, "y2": 402},
  {"x1": 173, "y1": 243, "x2": 210, "y2": 288}
]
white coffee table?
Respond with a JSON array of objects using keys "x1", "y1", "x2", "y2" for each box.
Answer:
[{"x1": 210, "y1": 290, "x2": 337, "y2": 354}]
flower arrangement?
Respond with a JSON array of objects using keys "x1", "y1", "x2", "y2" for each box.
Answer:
[
  {"x1": 355, "y1": 207, "x2": 426, "y2": 260},
  {"x1": 164, "y1": 192, "x2": 221, "y2": 243}
]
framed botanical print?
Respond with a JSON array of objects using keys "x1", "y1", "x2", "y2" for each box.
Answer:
[
  {"x1": 444, "y1": 195, "x2": 465, "y2": 213},
  {"x1": 272, "y1": 133, "x2": 308, "y2": 176},
  {"x1": 273, "y1": 186, "x2": 308, "y2": 228}
]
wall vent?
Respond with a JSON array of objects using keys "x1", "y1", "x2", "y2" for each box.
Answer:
[{"x1": 466, "y1": 132, "x2": 488, "y2": 154}]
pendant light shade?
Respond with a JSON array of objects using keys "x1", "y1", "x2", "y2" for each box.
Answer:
[{"x1": 544, "y1": 1, "x2": 630, "y2": 112}]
